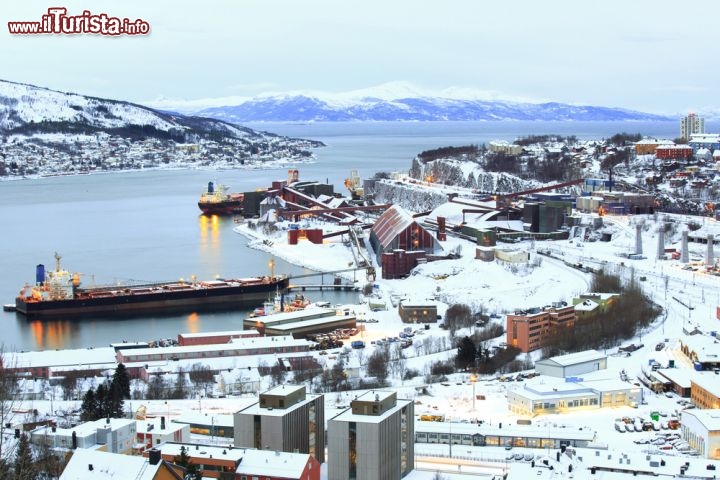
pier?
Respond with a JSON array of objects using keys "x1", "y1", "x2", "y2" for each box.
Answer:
[{"x1": 287, "y1": 283, "x2": 359, "y2": 292}]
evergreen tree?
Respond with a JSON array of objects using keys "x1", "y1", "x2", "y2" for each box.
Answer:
[
  {"x1": 173, "y1": 446, "x2": 202, "y2": 480},
  {"x1": 109, "y1": 379, "x2": 125, "y2": 418},
  {"x1": 95, "y1": 383, "x2": 110, "y2": 419},
  {"x1": 80, "y1": 388, "x2": 98, "y2": 421},
  {"x1": 13, "y1": 433, "x2": 36, "y2": 480},
  {"x1": 111, "y1": 363, "x2": 131, "y2": 399},
  {"x1": 455, "y1": 336, "x2": 477, "y2": 371}
]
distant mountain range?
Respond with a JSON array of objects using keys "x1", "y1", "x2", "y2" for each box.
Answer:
[
  {"x1": 148, "y1": 82, "x2": 676, "y2": 123},
  {"x1": 195, "y1": 97, "x2": 675, "y2": 123}
]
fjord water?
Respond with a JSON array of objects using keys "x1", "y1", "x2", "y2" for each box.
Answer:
[{"x1": 0, "y1": 120, "x2": 693, "y2": 351}]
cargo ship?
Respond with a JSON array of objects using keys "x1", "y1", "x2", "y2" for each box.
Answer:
[
  {"x1": 14, "y1": 254, "x2": 289, "y2": 318},
  {"x1": 198, "y1": 181, "x2": 244, "y2": 215}
]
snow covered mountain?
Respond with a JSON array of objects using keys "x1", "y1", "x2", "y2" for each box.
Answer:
[
  {"x1": 176, "y1": 82, "x2": 673, "y2": 123},
  {"x1": 0, "y1": 79, "x2": 313, "y2": 143}
]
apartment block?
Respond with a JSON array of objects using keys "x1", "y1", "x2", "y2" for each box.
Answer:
[
  {"x1": 234, "y1": 384, "x2": 324, "y2": 464},
  {"x1": 681, "y1": 113, "x2": 705, "y2": 141},
  {"x1": 506, "y1": 303, "x2": 576, "y2": 353},
  {"x1": 327, "y1": 391, "x2": 414, "y2": 480}
]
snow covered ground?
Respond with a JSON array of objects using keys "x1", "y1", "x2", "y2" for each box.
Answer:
[{"x1": 229, "y1": 210, "x2": 720, "y2": 478}]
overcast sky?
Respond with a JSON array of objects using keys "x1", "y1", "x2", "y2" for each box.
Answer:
[{"x1": 2, "y1": 0, "x2": 718, "y2": 114}]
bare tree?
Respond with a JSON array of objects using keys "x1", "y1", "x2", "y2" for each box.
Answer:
[
  {"x1": 171, "y1": 367, "x2": 189, "y2": 400},
  {"x1": 0, "y1": 348, "x2": 20, "y2": 468},
  {"x1": 60, "y1": 370, "x2": 82, "y2": 401},
  {"x1": 366, "y1": 347, "x2": 390, "y2": 384},
  {"x1": 145, "y1": 373, "x2": 166, "y2": 400},
  {"x1": 188, "y1": 363, "x2": 215, "y2": 397}
]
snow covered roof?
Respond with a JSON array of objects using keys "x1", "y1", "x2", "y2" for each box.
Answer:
[
  {"x1": 122, "y1": 335, "x2": 310, "y2": 357},
  {"x1": 656, "y1": 144, "x2": 693, "y2": 150},
  {"x1": 573, "y1": 299, "x2": 599, "y2": 312},
  {"x1": 172, "y1": 413, "x2": 236, "y2": 428},
  {"x1": 371, "y1": 205, "x2": 416, "y2": 249},
  {"x1": 691, "y1": 371, "x2": 720, "y2": 399},
  {"x1": 680, "y1": 335, "x2": 720, "y2": 363},
  {"x1": 331, "y1": 397, "x2": 413, "y2": 424},
  {"x1": 136, "y1": 418, "x2": 188, "y2": 435},
  {"x1": 513, "y1": 377, "x2": 637, "y2": 401},
  {"x1": 681, "y1": 408, "x2": 720, "y2": 431},
  {"x1": 234, "y1": 448, "x2": 312, "y2": 478},
  {"x1": 157, "y1": 442, "x2": 243, "y2": 462},
  {"x1": 179, "y1": 329, "x2": 258, "y2": 339},
  {"x1": 59, "y1": 448, "x2": 161, "y2": 480},
  {"x1": 38, "y1": 417, "x2": 135, "y2": 439},
  {"x1": 263, "y1": 314, "x2": 356, "y2": 333},
  {"x1": 13, "y1": 347, "x2": 117, "y2": 368},
  {"x1": 246, "y1": 307, "x2": 335, "y2": 324},
  {"x1": 237, "y1": 394, "x2": 322, "y2": 417},
  {"x1": 655, "y1": 367, "x2": 694, "y2": 389},
  {"x1": 536, "y1": 350, "x2": 606, "y2": 368},
  {"x1": 399, "y1": 298, "x2": 437, "y2": 308},
  {"x1": 415, "y1": 420, "x2": 595, "y2": 442}
]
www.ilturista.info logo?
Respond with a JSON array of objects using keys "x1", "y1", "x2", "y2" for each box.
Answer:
[{"x1": 8, "y1": 7, "x2": 150, "y2": 35}]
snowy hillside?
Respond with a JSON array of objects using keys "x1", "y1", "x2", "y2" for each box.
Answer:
[
  {"x1": 0, "y1": 79, "x2": 323, "y2": 144},
  {"x1": 0, "y1": 79, "x2": 324, "y2": 178},
  {"x1": 0, "y1": 80, "x2": 180, "y2": 132}
]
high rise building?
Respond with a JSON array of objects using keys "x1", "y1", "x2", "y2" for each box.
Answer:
[
  {"x1": 234, "y1": 384, "x2": 325, "y2": 464},
  {"x1": 681, "y1": 113, "x2": 705, "y2": 141},
  {"x1": 328, "y1": 391, "x2": 414, "y2": 480}
]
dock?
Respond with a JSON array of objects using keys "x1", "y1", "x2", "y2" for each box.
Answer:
[{"x1": 287, "y1": 284, "x2": 359, "y2": 292}]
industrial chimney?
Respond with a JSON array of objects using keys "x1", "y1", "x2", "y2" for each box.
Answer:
[
  {"x1": 635, "y1": 224, "x2": 643, "y2": 256},
  {"x1": 657, "y1": 224, "x2": 666, "y2": 260},
  {"x1": 681, "y1": 230, "x2": 689, "y2": 263},
  {"x1": 707, "y1": 234, "x2": 715, "y2": 266}
]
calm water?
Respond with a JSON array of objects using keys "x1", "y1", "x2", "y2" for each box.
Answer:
[{"x1": 0, "y1": 120, "x2": 703, "y2": 351}]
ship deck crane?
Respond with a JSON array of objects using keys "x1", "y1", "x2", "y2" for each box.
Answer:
[{"x1": 344, "y1": 170, "x2": 364, "y2": 200}]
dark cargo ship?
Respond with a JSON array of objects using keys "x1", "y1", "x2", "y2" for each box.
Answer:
[
  {"x1": 198, "y1": 181, "x2": 244, "y2": 215},
  {"x1": 14, "y1": 254, "x2": 288, "y2": 318}
]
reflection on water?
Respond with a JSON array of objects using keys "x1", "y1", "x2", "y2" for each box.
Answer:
[
  {"x1": 186, "y1": 312, "x2": 200, "y2": 334},
  {"x1": 29, "y1": 319, "x2": 78, "y2": 351}
]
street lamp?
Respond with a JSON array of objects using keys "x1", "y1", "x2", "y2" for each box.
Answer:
[{"x1": 469, "y1": 374, "x2": 477, "y2": 411}]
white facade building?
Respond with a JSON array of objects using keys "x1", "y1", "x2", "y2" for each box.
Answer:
[
  {"x1": 681, "y1": 113, "x2": 705, "y2": 141},
  {"x1": 535, "y1": 349, "x2": 607, "y2": 378},
  {"x1": 681, "y1": 409, "x2": 720, "y2": 459},
  {"x1": 508, "y1": 379, "x2": 642, "y2": 416},
  {"x1": 31, "y1": 418, "x2": 137, "y2": 454}
]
